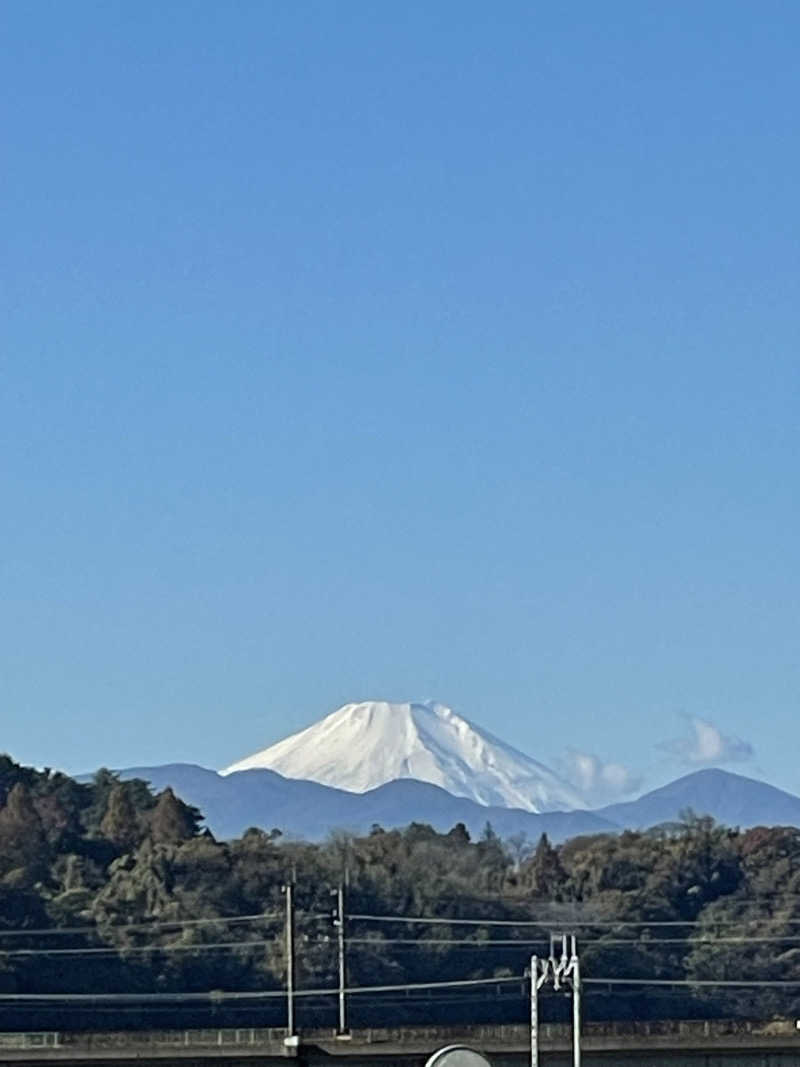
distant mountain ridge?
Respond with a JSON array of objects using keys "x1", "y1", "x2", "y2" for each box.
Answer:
[
  {"x1": 113, "y1": 763, "x2": 800, "y2": 843},
  {"x1": 223, "y1": 700, "x2": 587, "y2": 813},
  {"x1": 117, "y1": 763, "x2": 615, "y2": 842},
  {"x1": 597, "y1": 768, "x2": 800, "y2": 830},
  {"x1": 104, "y1": 699, "x2": 800, "y2": 843}
]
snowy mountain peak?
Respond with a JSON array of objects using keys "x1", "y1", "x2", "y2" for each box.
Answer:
[{"x1": 221, "y1": 700, "x2": 587, "y2": 813}]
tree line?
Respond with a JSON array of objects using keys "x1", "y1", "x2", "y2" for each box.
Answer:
[{"x1": 0, "y1": 754, "x2": 798, "y2": 1026}]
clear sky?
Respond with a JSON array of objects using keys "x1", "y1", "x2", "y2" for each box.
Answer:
[{"x1": 2, "y1": 2, "x2": 798, "y2": 800}]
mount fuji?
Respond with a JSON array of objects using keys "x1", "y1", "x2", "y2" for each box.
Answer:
[
  {"x1": 99, "y1": 697, "x2": 800, "y2": 843},
  {"x1": 221, "y1": 699, "x2": 587, "y2": 813}
]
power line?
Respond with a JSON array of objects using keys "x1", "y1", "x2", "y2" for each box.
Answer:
[
  {"x1": 2, "y1": 970, "x2": 798, "y2": 1007},
  {"x1": 348, "y1": 935, "x2": 800, "y2": 946},
  {"x1": 350, "y1": 914, "x2": 596, "y2": 928},
  {"x1": 350, "y1": 912, "x2": 800, "y2": 929},
  {"x1": 0, "y1": 939, "x2": 280, "y2": 958},
  {"x1": 584, "y1": 977, "x2": 800, "y2": 988},
  {"x1": 5, "y1": 933, "x2": 781, "y2": 960},
  {"x1": 0, "y1": 974, "x2": 523, "y2": 1004},
  {"x1": 6, "y1": 908, "x2": 800, "y2": 941},
  {"x1": 12, "y1": 930, "x2": 800, "y2": 957},
  {"x1": 0, "y1": 912, "x2": 283, "y2": 939},
  {"x1": 347, "y1": 976, "x2": 522, "y2": 996},
  {"x1": 342, "y1": 939, "x2": 554, "y2": 948},
  {"x1": 8, "y1": 927, "x2": 800, "y2": 959}
]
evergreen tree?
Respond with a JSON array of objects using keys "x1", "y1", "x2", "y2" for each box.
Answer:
[
  {"x1": 100, "y1": 783, "x2": 141, "y2": 852},
  {"x1": 148, "y1": 788, "x2": 201, "y2": 845},
  {"x1": 0, "y1": 783, "x2": 49, "y2": 885},
  {"x1": 446, "y1": 822, "x2": 471, "y2": 846},
  {"x1": 523, "y1": 832, "x2": 566, "y2": 899}
]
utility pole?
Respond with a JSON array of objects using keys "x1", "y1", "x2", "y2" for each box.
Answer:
[
  {"x1": 332, "y1": 884, "x2": 348, "y2": 1035},
  {"x1": 569, "y1": 935, "x2": 581, "y2": 1067},
  {"x1": 283, "y1": 883, "x2": 296, "y2": 1040},
  {"x1": 529, "y1": 934, "x2": 580, "y2": 1067},
  {"x1": 529, "y1": 954, "x2": 539, "y2": 1067},
  {"x1": 528, "y1": 953, "x2": 552, "y2": 1067}
]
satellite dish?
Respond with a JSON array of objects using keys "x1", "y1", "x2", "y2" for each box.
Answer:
[{"x1": 425, "y1": 1046, "x2": 493, "y2": 1067}]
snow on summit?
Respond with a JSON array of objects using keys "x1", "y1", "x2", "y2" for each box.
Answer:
[{"x1": 221, "y1": 700, "x2": 587, "y2": 813}]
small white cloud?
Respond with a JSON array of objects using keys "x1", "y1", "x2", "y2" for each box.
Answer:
[
  {"x1": 561, "y1": 750, "x2": 642, "y2": 806},
  {"x1": 659, "y1": 715, "x2": 754, "y2": 766}
]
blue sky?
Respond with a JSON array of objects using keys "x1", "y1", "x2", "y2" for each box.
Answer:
[{"x1": 2, "y1": 2, "x2": 798, "y2": 799}]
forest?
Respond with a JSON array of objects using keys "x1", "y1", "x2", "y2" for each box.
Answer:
[{"x1": 0, "y1": 754, "x2": 798, "y2": 1029}]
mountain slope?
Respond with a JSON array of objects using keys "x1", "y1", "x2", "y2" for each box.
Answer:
[
  {"x1": 111, "y1": 764, "x2": 800, "y2": 842},
  {"x1": 598, "y1": 768, "x2": 800, "y2": 829},
  {"x1": 222, "y1": 700, "x2": 586, "y2": 813},
  {"x1": 116, "y1": 764, "x2": 615, "y2": 842}
]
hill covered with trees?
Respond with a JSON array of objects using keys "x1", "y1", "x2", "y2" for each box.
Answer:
[{"x1": 0, "y1": 754, "x2": 798, "y2": 1027}]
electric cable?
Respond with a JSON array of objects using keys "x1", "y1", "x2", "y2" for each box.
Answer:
[{"x1": 0, "y1": 912, "x2": 283, "y2": 939}]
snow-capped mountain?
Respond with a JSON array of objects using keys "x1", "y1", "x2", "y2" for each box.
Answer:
[{"x1": 221, "y1": 699, "x2": 587, "y2": 813}]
